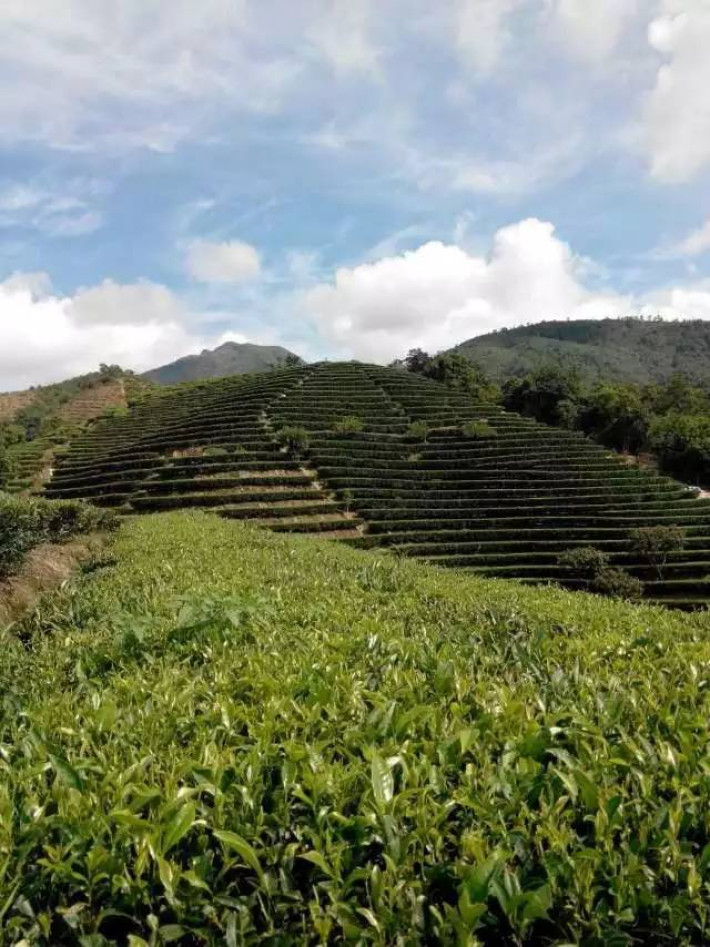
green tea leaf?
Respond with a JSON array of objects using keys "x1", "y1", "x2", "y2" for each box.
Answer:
[
  {"x1": 371, "y1": 752, "x2": 394, "y2": 807},
  {"x1": 213, "y1": 830, "x2": 264, "y2": 880}
]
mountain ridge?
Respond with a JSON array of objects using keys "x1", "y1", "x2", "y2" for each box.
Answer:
[{"x1": 452, "y1": 318, "x2": 710, "y2": 384}]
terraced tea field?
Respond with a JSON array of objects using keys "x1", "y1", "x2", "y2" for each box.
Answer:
[{"x1": 47, "y1": 362, "x2": 710, "y2": 608}]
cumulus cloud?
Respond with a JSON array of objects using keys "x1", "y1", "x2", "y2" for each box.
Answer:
[
  {"x1": 302, "y1": 217, "x2": 710, "y2": 361},
  {"x1": 185, "y1": 240, "x2": 262, "y2": 284},
  {"x1": 644, "y1": 0, "x2": 710, "y2": 182},
  {"x1": 0, "y1": 274, "x2": 204, "y2": 390}
]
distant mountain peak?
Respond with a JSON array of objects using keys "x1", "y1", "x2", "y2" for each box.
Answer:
[{"x1": 143, "y1": 342, "x2": 303, "y2": 385}]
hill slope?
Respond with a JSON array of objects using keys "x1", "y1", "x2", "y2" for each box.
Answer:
[
  {"x1": 143, "y1": 341, "x2": 302, "y2": 384},
  {"x1": 46, "y1": 362, "x2": 710, "y2": 608},
  {"x1": 453, "y1": 318, "x2": 710, "y2": 384},
  {"x1": 0, "y1": 369, "x2": 146, "y2": 493}
]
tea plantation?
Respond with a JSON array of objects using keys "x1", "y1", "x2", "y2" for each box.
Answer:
[
  {"x1": 46, "y1": 362, "x2": 710, "y2": 608},
  {"x1": 2, "y1": 512, "x2": 710, "y2": 944}
]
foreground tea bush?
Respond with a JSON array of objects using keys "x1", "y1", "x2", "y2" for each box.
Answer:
[
  {"x1": 2, "y1": 512, "x2": 710, "y2": 944},
  {"x1": 0, "y1": 492, "x2": 115, "y2": 578}
]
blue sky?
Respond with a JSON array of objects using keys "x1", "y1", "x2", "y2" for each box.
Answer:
[{"x1": 0, "y1": 0, "x2": 709, "y2": 388}]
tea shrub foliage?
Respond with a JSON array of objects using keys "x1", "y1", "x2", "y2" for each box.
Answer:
[
  {"x1": 0, "y1": 492, "x2": 114, "y2": 578},
  {"x1": 2, "y1": 511, "x2": 710, "y2": 943}
]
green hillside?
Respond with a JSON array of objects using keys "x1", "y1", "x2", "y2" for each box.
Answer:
[
  {"x1": 46, "y1": 362, "x2": 710, "y2": 609},
  {"x1": 143, "y1": 341, "x2": 302, "y2": 384},
  {"x1": 453, "y1": 318, "x2": 710, "y2": 384},
  {"x1": 2, "y1": 511, "x2": 710, "y2": 944},
  {"x1": 0, "y1": 367, "x2": 148, "y2": 495}
]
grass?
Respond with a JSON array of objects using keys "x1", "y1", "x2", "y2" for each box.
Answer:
[{"x1": 2, "y1": 512, "x2": 710, "y2": 943}]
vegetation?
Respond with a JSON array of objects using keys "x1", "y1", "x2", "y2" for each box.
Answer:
[
  {"x1": 629, "y1": 525, "x2": 687, "y2": 580},
  {"x1": 0, "y1": 492, "x2": 114, "y2": 579},
  {"x1": 332, "y1": 415, "x2": 364, "y2": 434},
  {"x1": 2, "y1": 512, "x2": 710, "y2": 943},
  {"x1": 460, "y1": 419, "x2": 497, "y2": 439},
  {"x1": 275, "y1": 424, "x2": 311, "y2": 457},
  {"x1": 558, "y1": 546, "x2": 643, "y2": 601},
  {"x1": 0, "y1": 365, "x2": 136, "y2": 494},
  {"x1": 501, "y1": 367, "x2": 710, "y2": 486},
  {"x1": 557, "y1": 545, "x2": 611, "y2": 579},
  {"x1": 453, "y1": 316, "x2": 710, "y2": 385},
  {"x1": 401, "y1": 350, "x2": 501, "y2": 402},
  {"x1": 405, "y1": 419, "x2": 429, "y2": 441},
  {"x1": 45, "y1": 362, "x2": 710, "y2": 609}
]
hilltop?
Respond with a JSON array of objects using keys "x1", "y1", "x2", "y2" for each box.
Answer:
[
  {"x1": 47, "y1": 361, "x2": 710, "y2": 609},
  {"x1": 143, "y1": 340, "x2": 303, "y2": 384},
  {"x1": 452, "y1": 318, "x2": 710, "y2": 384}
]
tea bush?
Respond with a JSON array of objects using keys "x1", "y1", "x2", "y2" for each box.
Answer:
[
  {"x1": 3, "y1": 511, "x2": 710, "y2": 943},
  {"x1": 0, "y1": 492, "x2": 114, "y2": 578},
  {"x1": 460, "y1": 419, "x2": 497, "y2": 439},
  {"x1": 275, "y1": 424, "x2": 310, "y2": 456},
  {"x1": 332, "y1": 415, "x2": 364, "y2": 434}
]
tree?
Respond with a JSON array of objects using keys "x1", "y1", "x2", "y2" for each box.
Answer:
[
  {"x1": 0, "y1": 447, "x2": 10, "y2": 490},
  {"x1": 275, "y1": 425, "x2": 310, "y2": 457},
  {"x1": 558, "y1": 546, "x2": 643, "y2": 600},
  {"x1": 502, "y1": 365, "x2": 582, "y2": 426},
  {"x1": 629, "y1": 525, "x2": 686, "y2": 580},
  {"x1": 580, "y1": 383, "x2": 650, "y2": 453},
  {"x1": 649, "y1": 414, "x2": 710, "y2": 484},
  {"x1": 558, "y1": 546, "x2": 610, "y2": 579},
  {"x1": 283, "y1": 353, "x2": 303, "y2": 368},
  {"x1": 404, "y1": 348, "x2": 432, "y2": 374},
  {"x1": 590, "y1": 567, "x2": 643, "y2": 601}
]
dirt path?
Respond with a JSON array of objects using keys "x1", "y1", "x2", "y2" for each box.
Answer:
[{"x1": 0, "y1": 533, "x2": 108, "y2": 628}]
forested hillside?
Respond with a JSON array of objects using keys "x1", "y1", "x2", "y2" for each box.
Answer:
[{"x1": 453, "y1": 317, "x2": 710, "y2": 384}]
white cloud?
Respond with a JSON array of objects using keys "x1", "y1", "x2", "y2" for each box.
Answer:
[
  {"x1": 667, "y1": 219, "x2": 710, "y2": 257},
  {"x1": 0, "y1": 0, "x2": 298, "y2": 152},
  {"x1": 455, "y1": 0, "x2": 525, "y2": 74},
  {"x1": 644, "y1": 0, "x2": 710, "y2": 182},
  {"x1": 302, "y1": 217, "x2": 710, "y2": 361},
  {"x1": 185, "y1": 240, "x2": 262, "y2": 284},
  {"x1": 0, "y1": 179, "x2": 104, "y2": 237},
  {"x1": 551, "y1": 0, "x2": 638, "y2": 63},
  {"x1": 0, "y1": 274, "x2": 206, "y2": 390},
  {"x1": 308, "y1": 0, "x2": 380, "y2": 76},
  {"x1": 68, "y1": 279, "x2": 189, "y2": 326}
]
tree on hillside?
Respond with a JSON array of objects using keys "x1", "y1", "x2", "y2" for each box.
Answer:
[
  {"x1": 404, "y1": 348, "x2": 432, "y2": 374},
  {"x1": 0, "y1": 447, "x2": 9, "y2": 490},
  {"x1": 405, "y1": 350, "x2": 500, "y2": 401},
  {"x1": 502, "y1": 365, "x2": 582, "y2": 426},
  {"x1": 649, "y1": 414, "x2": 710, "y2": 484},
  {"x1": 649, "y1": 374, "x2": 710, "y2": 416},
  {"x1": 629, "y1": 525, "x2": 686, "y2": 580},
  {"x1": 580, "y1": 384, "x2": 650, "y2": 454}
]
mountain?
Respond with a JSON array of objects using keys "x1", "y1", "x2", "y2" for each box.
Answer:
[
  {"x1": 452, "y1": 318, "x2": 710, "y2": 385},
  {"x1": 143, "y1": 341, "x2": 302, "y2": 384}
]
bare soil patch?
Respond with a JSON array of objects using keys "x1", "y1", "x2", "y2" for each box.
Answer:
[{"x1": 0, "y1": 533, "x2": 107, "y2": 628}]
